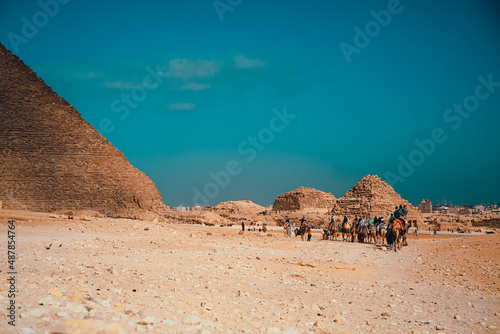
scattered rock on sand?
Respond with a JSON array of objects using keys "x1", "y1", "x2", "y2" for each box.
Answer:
[
  {"x1": 182, "y1": 314, "x2": 202, "y2": 326},
  {"x1": 49, "y1": 318, "x2": 125, "y2": 334},
  {"x1": 46, "y1": 288, "x2": 63, "y2": 297}
]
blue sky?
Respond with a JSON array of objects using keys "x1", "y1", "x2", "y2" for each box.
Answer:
[{"x1": 1, "y1": 0, "x2": 499, "y2": 207}]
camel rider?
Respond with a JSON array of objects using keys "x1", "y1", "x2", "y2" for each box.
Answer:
[
  {"x1": 300, "y1": 216, "x2": 306, "y2": 228},
  {"x1": 377, "y1": 216, "x2": 386, "y2": 231},
  {"x1": 358, "y1": 216, "x2": 366, "y2": 232},
  {"x1": 368, "y1": 217, "x2": 374, "y2": 226},
  {"x1": 377, "y1": 221, "x2": 385, "y2": 231},
  {"x1": 395, "y1": 205, "x2": 408, "y2": 230},
  {"x1": 394, "y1": 206, "x2": 407, "y2": 225},
  {"x1": 329, "y1": 216, "x2": 335, "y2": 232},
  {"x1": 393, "y1": 206, "x2": 402, "y2": 219},
  {"x1": 388, "y1": 213, "x2": 395, "y2": 231},
  {"x1": 402, "y1": 205, "x2": 409, "y2": 230}
]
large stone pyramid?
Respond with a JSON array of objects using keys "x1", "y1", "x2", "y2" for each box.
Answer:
[
  {"x1": 0, "y1": 43, "x2": 167, "y2": 214},
  {"x1": 331, "y1": 175, "x2": 416, "y2": 217},
  {"x1": 273, "y1": 187, "x2": 336, "y2": 211}
]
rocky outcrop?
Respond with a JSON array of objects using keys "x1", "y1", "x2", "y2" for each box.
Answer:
[
  {"x1": 331, "y1": 175, "x2": 416, "y2": 218},
  {"x1": 0, "y1": 43, "x2": 167, "y2": 214},
  {"x1": 273, "y1": 187, "x2": 336, "y2": 211}
]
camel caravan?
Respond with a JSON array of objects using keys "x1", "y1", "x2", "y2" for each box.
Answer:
[
  {"x1": 284, "y1": 205, "x2": 411, "y2": 252},
  {"x1": 274, "y1": 176, "x2": 421, "y2": 252}
]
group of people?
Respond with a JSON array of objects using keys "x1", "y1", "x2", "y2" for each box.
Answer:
[
  {"x1": 241, "y1": 221, "x2": 267, "y2": 233},
  {"x1": 325, "y1": 215, "x2": 389, "y2": 242},
  {"x1": 341, "y1": 205, "x2": 409, "y2": 234},
  {"x1": 283, "y1": 216, "x2": 313, "y2": 241},
  {"x1": 281, "y1": 205, "x2": 412, "y2": 245}
]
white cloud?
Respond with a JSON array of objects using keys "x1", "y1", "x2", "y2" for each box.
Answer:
[
  {"x1": 163, "y1": 59, "x2": 221, "y2": 79},
  {"x1": 104, "y1": 80, "x2": 136, "y2": 89},
  {"x1": 167, "y1": 103, "x2": 196, "y2": 111},
  {"x1": 78, "y1": 72, "x2": 101, "y2": 79},
  {"x1": 181, "y1": 82, "x2": 211, "y2": 91},
  {"x1": 234, "y1": 55, "x2": 265, "y2": 69}
]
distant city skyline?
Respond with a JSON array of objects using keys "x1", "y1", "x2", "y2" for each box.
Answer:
[{"x1": 1, "y1": 0, "x2": 499, "y2": 207}]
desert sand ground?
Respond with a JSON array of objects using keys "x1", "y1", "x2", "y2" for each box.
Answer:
[{"x1": 0, "y1": 210, "x2": 498, "y2": 334}]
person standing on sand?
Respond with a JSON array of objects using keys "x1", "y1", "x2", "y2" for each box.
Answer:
[
  {"x1": 286, "y1": 218, "x2": 291, "y2": 237},
  {"x1": 242, "y1": 221, "x2": 245, "y2": 231},
  {"x1": 307, "y1": 225, "x2": 312, "y2": 241}
]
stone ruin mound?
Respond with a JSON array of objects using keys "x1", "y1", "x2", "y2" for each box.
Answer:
[
  {"x1": 0, "y1": 43, "x2": 167, "y2": 215},
  {"x1": 273, "y1": 187, "x2": 336, "y2": 212},
  {"x1": 332, "y1": 175, "x2": 417, "y2": 218},
  {"x1": 210, "y1": 200, "x2": 267, "y2": 217},
  {"x1": 166, "y1": 211, "x2": 227, "y2": 226}
]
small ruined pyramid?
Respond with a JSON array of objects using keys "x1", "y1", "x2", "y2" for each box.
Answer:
[
  {"x1": 0, "y1": 43, "x2": 167, "y2": 214},
  {"x1": 210, "y1": 200, "x2": 266, "y2": 217},
  {"x1": 273, "y1": 186, "x2": 336, "y2": 211},
  {"x1": 331, "y1": 175, "x2": 416, "y2": 217}
]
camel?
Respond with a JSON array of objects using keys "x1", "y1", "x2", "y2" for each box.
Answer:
[
  {"x1": 299, "y1": 224, "x2": 308, "y2": 241},
  {"x1": 401, "y1": 224, "x2": 408, "y2": 247},
  {"x1": 367, "y1": 224, "x2": 377, "y2": 243},
  {"x1": 387, "y1": 219, "x2": 404, "y2": 252},
  {"x1": 327, "y1": 222, "x2": 336, "y2": 241},
  {"x1": 336, "y1": 225, "x2": 343, "y2": 240},
  {"x1": 357, "y1": 225, "x2": 368, "y2": 243},
  {"x1": 389, "y1": 227, "x2": 401, "y2": 252},
  {"x1": 350, "y1": 221, "x2": 359, "y2": 243},
  {"x1": 341, "y1": 222, "x2": 351, "y2": 241},
  {"x1": 377, "y1": 224, "x2": 387, "y2": 245},
  {"x1": 350, "y1": 227, "x2": 357, "y2": 243}
]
